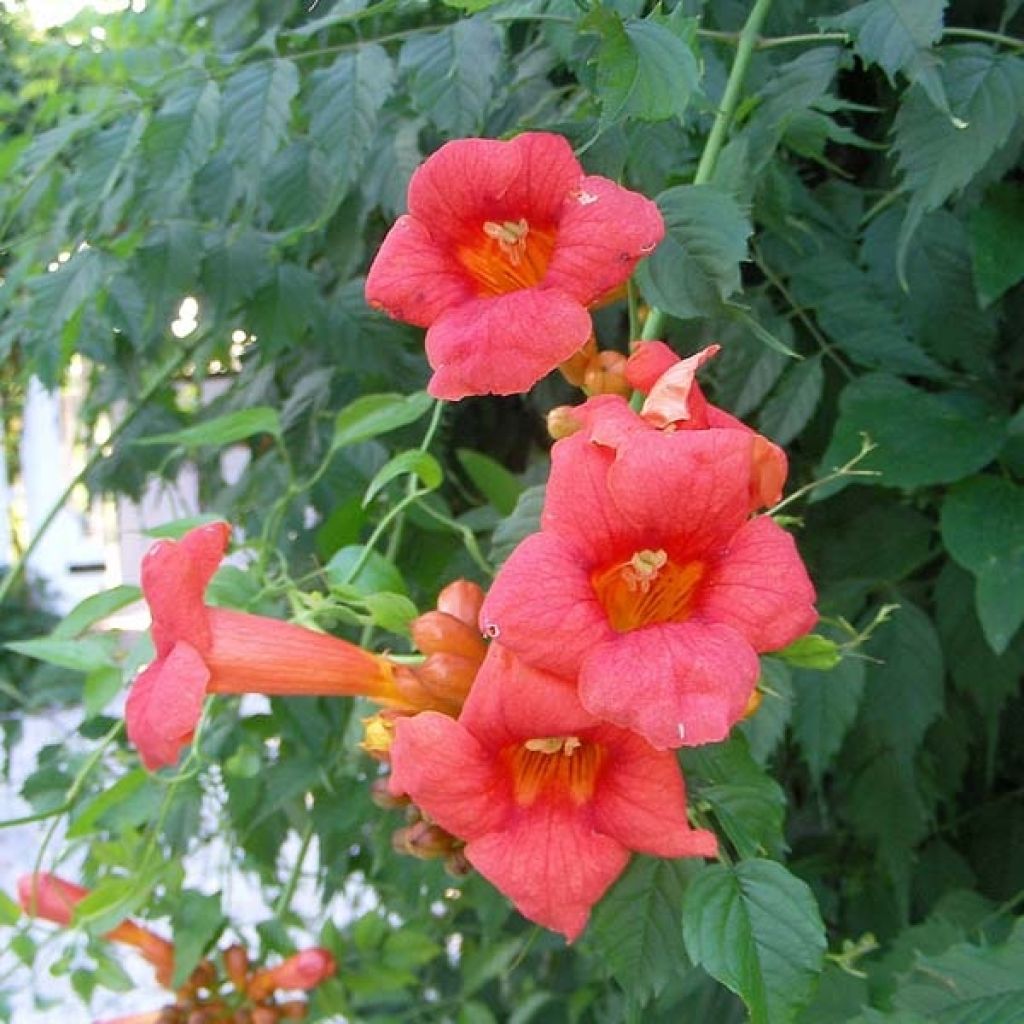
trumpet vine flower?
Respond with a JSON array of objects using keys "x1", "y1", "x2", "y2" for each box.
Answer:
[
  {"x1": 126, "y1": 523, "x2": 405, "y2": 770},
  {"x1": 365, "y1": 132, "x2": 664, "y2": 399},
  {"x1": 480, "y1": 427, "x2": 817, "y2": 750},
  {"x1": 389, "y1": 644, "x2": 716, "y2": 941}
]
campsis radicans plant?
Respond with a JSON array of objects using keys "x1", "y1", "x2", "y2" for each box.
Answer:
[
  {"x1": 16, "y1": 873, "x2": 334, "y2": 1023},
  {"x1": 114, "y1": 129, "x2": 818, "y2": 945}
]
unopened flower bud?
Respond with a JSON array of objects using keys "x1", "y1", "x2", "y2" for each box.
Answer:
[
  {"x1": 583, "y1": 351, "x2": 631, "y2": 398},
  {"x1": 16, "y1": 872, "x2": 88, "y2": 925},
  {"x1": 370, "y1": 776, "x2": 410, "y2": 810},
  {"x1": 360, "y1": 712, "x2": 397, "y2": 761},
  {"x1": 232, "y1": 1011, "x2": 252, "y2": 1024},
  {"x1": 248, "y1": 949, "x2": 336, "y2": 1001},
  {"x1": 546, "y1": 405, "x2": 584, "y2": 440},
  {"x1": 444, "y1": 849, "x2": 472, "y2": 878},
  {"x1": 224, "y1": 944, "x2": 249, "y2": 991},
  {"x1": 393, "y1": 821, "x2": 458, "y2": 861},
  {"x1": 435, "y1": 580, "x2": 485, "y2": 627},
  {"x1": 251, "y1": 1009, "x2": 279, "y2": 1024},
  {"x1": 411, "y1": 611, "x2": 486, "y2": 661},
  {"x1": 187, "y1": 960, "x2": 216, "y2": 993},
  {"x1": 743, "y1": 689, "x2": 763, "y2": 719},
  {"x1": 558, "y1": 334, "x2": 598, "y2": 387},
  {"x1": 277, "y1": 1002, "x2": 308, "y2": 1020}
]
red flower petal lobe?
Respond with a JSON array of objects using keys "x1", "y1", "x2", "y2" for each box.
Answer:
[
  {"x1": 425, "y1": 290, "x2": 591, "y2": 399},
  {"x1": 125, "y1": 641, "x2": 210, "y2": 770}
]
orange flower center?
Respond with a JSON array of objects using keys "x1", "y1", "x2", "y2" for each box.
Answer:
[
  {"x1": 457, "y1": 218, "x2": 557, "y2": 297},
  {"x1": 592, "y1": 548, "x2": 705, "y2": 632},
  {"x1": 506, "y1": 735, "x2": 604, "y2": 805}
]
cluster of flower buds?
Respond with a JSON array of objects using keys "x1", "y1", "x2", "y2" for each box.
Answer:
[
  {"x1": 361, "y1": 580, "x2": 487, "y2": 873},
  {"x1": 15, "y1": 873, "x2": 335, "y2": 1023}
]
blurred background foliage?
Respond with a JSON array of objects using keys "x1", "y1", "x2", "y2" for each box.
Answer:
[{"x1": 0, "y1": 0, "x2": 1023, "y2": 1020}]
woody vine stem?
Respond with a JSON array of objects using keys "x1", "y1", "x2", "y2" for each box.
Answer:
[{"x1": 641, "y1": 0, "x2": 774, "y2": 342}]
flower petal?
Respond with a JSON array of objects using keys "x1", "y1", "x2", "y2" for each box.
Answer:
[
  {"x1": 480, "y1": 533, "x2": 611, "y2": 681},
  {"x1": 459, "y1": 644, "x2": 597, "y2": 750},
  {"x1": 541, "y1": 429, "x2": 638, "y2": 561},
  {"x1": 698, "y1": 517, "x2": 818, "y2": 651},
  {"x1": 544, "y1": 175, "x2": 665, "y2": 305},
  {"x1": 389, "y1": 711, "x2": 508, "y2": 840},
  {"x1": 640, "y1": 345, "x2": 720, "y2": 429},
  {"x1": 606, "y1": 430, "x2": 755, "y2": 558},
  {"x1": 365, "y1": 215, "x2": 477, "y2": 327},
  {"x1": 579, "y1": 623, "x2": 759, "y2": 749},
  {"x1": 125, "y1": 641, "x2": 210, "y2": 771},
  {"x1": 141, "y1": 522, "x2": 229, "y2": 657},
  {"x1": 425, "y1": 290, "x2": 592, "y2": 399},
  {"x1": 590, "y1": 726, "x2": 718, "y2": 858},
  {"x1": 466, "y1": 800, "x2": 628, "y2": 942},
  {"x1": 205, "y1": 608, "x2": 398, "y2": 702},
  {"x1": 407, "y1": 134, "x2": 581, "y2": 248}
]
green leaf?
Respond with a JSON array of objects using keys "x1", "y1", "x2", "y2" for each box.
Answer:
[
  {"x1": 5, "y1": 634, "x2": 117, "y2": 673},
  {"x1": 457, "y1": 450, "x2": 523, "y2": 516},
  {"x1": 140, "y1": 80, "x2": 220, "y2": 209},
  {"x1": 67, "y1": 770, "x2": 159, "y2": 839},
  {"x1": 892, "y1": 46, "x2": 1024, "y2": 279},
  {"x1": 263, "y1": 140, "x2": 335, "y2": 228},
  {"x1": 247, "y1": 263, "x2": 319, "y2": 350},
  {"x1": 593, "y1": 10, "x2": 700, "y2": 125},
  {"x1": 361, "y1": 592, "x2": 419, "y2": 635},
  {"x1": 400, "y1": 19, "x2": 501, "y2": 136},
  {"x1": 52, "y1": 585, "x2": 141, "y2": 639},
  {"x1": 790, "y1": 641, "x2": 867, "y2": 786},
  {"x1": 588, "y1": 856, "x2": 699, "y2": 1007},
  {"x1": 786, "y1": 252, "x2": 947, "y2": 379},
  {"x1": 777, "y1": 634, "x2": 841, "y2": 671},
  {"x1": 0, "y1": 890, "x2": 20, "y2": 926},
  {"x1": 683, "y1": 860, "x2": 826, "y2": 1024},
  {"x1": 84, "y1": 666, "x2": 122, "y2": 718},
  {"x1": 741, "y1": 658, "x2": 794, "y2": 765},
  {"x1": 490, "y1": 484, "x2": 545, "y2": 567},
  {"x1": 222, "y1": 59, "x2": 299, "y2": 173},
  {"x1": 76, "y1": 111, "x2": 147, "y2": 211},
  {"x1": 73, "y1": 877, "x2": 148, "y2": 936},
  {"x1": 935, "y1": 563, "x2": 1023, "y2": 743},
  {"x1": 333, "y1": 392, "x2": 434, "y2": 450},
  {"x1": 941, "y1": 476, "x2": 1024, "y2": 653},
  {"x1": 890, "y1": 920, "x2": 1024, "y2": 1021},
  {"x1": 682, "y1": 734, "x2": 786, "y2": 859},
  {"x1": 713, "y1": 326, "x2": 789, "y2": 417},
  {"x1": 817, "y1": 373, "x2": 1006, "y2": 494},
  {"x1": 757, "y1": 355, "x2": 824, "y2": 445},
  {"x1": 821, "y1": 0, "x2": 946, "y2": 88},
  {"x1": 135, "y1": 407, "x2": 281, "y2": 447},
  {"x1": 860, "y1": 602, "x2": 944, "y2": 759},
  {"x1": 636, "y1": 184, "x2": 752, "y2": 319},
  {"x1": 306, "y1": 44, "x2": 394, "y2": 196},
  {"x1": 326, "y1": 545, "x2": 407, "y2": 595},
  {"x1": 364, "y1": 450, "x2": 443, "y2": 507},
  {"x1": 172, "y1": 891, "x2": 224, "y2": 988},
  {"x1": 969, "y1": 183, "x2": 1024, "y2": 308}
]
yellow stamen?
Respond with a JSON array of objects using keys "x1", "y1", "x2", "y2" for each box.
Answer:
[
  {"x1": 592, "y1": 550, "x2": 705, "y2": 633},
  {"x1": 508, "y1": 736, "x2": 602, "y2": 805},
  {"x1": 482, "y1": 218, "x2": 530, "y2": 264}
]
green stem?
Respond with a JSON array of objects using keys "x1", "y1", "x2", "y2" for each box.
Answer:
[
  {"x1": 641, "y1": 0, "x2": 774, "y2": 341},
  {"x1": 0, "y1": 337, "x2": 204, "y2": 604},
  {"x1": 695, "y1": 25, "x2": 1024, "y2": 52},
  {"x1": 274, "y1": 820, "x2": 316, "y2": 918}
]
